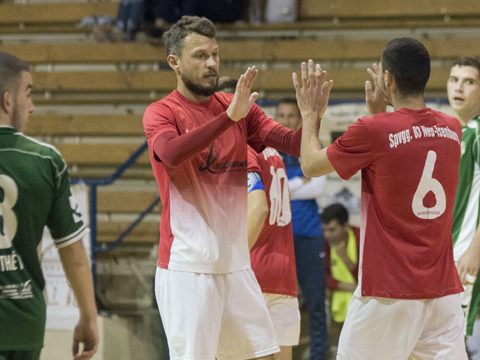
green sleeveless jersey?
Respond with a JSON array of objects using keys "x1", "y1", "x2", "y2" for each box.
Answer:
[
  {"x1": 0, "y1": 126, "x2": 86, "y2": 350},
  {"x1": 452, "y1": 116, "x2": 480, "y2": 260},
  {"x1": 451, "y1": 115, "x2": 480, "y2": 335}
]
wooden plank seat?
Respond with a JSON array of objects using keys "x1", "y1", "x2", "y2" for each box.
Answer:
[
  {"x1": 0, "y1": 2, "x2": 117, "y2": 25},
  {"x1": 27, "y1": 67, "x2": 452, "y2": 94},
  {"x1": 2, "y1": 35, "x2": 480, "y2": 65},
  {"x1": 26, "y1": 114, "x2": 144, "y2": 136},
  {"x1": 54, "y1": 143, "x2": 150, "y2": 166},
  {"x1": 97, "y1": 189, "x2": 159, "y2": 214},
  {"x1": 96, "y1": 220, "x2": 159, "y2": 243},
  {"x1": 299, "y1": 0, "x2": 480, "y2": 19}
]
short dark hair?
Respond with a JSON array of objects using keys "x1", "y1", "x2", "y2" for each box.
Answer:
[
  {"x1": 452, "y1": 57, "x2": 480, "y2": 75},
  {"x1": 381, "y1": 37, "x2": 430, "y2": 96},
  {"x1": 163, "y1": 16, "x2": 216, "y2": 56},
  {"x1": 0, "y1": 51, "x2": 29, "y2": 96},
  {"x1": 322, "y1": 203, "x2": 349, "y2": 226}
]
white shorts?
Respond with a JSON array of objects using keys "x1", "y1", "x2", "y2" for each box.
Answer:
[
  {"x1": 337, "y1": 293, "x2": 467, "y2": 360},
  {"x1": 155, "y1": 267, "x2": 279, "y2": 360},
  {"x1": 263, "y1": 293, "x2": 300, "y2": 346}
]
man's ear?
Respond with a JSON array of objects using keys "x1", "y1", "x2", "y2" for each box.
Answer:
[
  {"x1": 384, "y1": 70, "x2": 393, "y2": 88},
  {"x1": 0, "y1": 90, "x2": 13, "y2": 114},
  {"x1": 167, "y1": 54, "x2": 180, "y2": 72}
]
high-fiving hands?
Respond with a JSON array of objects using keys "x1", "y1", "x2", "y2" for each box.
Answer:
[
  {"x1": 227, "y1": 66, "x2": 259, "y2": 122},
  {"x1": 365, "y1": 63, "x2": 388, "y2": 114},
  {"x1": 292, "y1": 59, "x2": 334, "y2": 124}
]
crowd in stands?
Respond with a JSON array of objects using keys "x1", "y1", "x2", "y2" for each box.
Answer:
[{"x1": 83, "y1": 0, "x2": 299, "y2": 42}]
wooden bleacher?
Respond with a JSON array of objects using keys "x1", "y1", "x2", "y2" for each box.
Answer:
[
  {"x1": 2, "y1": 0, "x2": 480, "y2": 33},
  {"x1": 1, "y1": 33, "x2": 479, "y2": 105}
]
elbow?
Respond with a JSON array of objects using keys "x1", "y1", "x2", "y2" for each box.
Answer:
[
  {"x1": 301, "y1": 160, "x2": 316, "y2": 177},
  {"x1": 259, "y1": 201, "x2": 269, "y2": 222},
  {"x1": 253, "y1": 199, "x2": 269, "y2": 224},
  {"x1": 154, "y1": 151, "x2": 182, "y2": 168}
]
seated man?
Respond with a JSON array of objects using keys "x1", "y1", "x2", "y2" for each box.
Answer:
[{"x1": 322, "y1": 203, "x2": 359, "y2": 354}]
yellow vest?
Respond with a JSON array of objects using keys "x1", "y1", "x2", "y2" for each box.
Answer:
[{"x1": 330, "y1": 228, "x2": 358, "y2": 322}]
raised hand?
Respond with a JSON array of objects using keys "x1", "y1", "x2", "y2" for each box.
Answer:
[
  {"x1": 292, "y1": 59, "x2": 334, "y2": 122},
  {"x1": 365, "y1": 63, "x2": 388, "y2": 114},
  {"x1": 226, "y1": 66, "x2": 259, "y2": 122}
]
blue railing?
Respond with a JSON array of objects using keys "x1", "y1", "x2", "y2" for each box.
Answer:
[{"x1": 71, "y1": 141, "x2": 159, "y2": 280}]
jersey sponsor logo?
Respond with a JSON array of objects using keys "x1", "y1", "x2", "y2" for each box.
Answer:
[
  {"x1": 0, "y1": 249, "x2": 25, "y2": 272},
  {"x1": 0, "y1": 280, "x2": 33, "y2": 300},
  {"x1": 69, "y1": 193, "x2": 83, "y2": 223},
  {"x1": 199, "y1": 144, "x2": 247, "y2": 174}
]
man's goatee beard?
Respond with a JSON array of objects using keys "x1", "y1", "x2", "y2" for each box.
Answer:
[{"x1": 183, "y1": 77, "x2": 218, "y2": 97}]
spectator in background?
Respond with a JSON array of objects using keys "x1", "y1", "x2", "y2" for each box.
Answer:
[
  {"x1": 321, "y1": 203, "x2": 359, "y2": 356},
  {"x1": 275, "y1": 98, "x2": 328, "y2": 360},
  {"x1": 148, "y1": 0, "x2": 246, "y2": 38},
  {"x1": 115, "y1": 0, "x2": 144, "y2": 41}
]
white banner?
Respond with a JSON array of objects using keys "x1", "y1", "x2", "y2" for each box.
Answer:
[{"x1": 41, "y1": 183, "x2": 90, "y2": 330}]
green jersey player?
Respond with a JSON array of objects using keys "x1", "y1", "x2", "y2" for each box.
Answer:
[
  {"x1": 0, "y1": 52, "x2": 98, "y2": 360},
  {"x1": 448, "y1": 57, "x2": 480, "y2": 339}
]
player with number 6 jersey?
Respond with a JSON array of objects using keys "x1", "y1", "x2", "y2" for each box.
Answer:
[{"x1": 295, "y1": 38, "x2": 466, "y2": 359}]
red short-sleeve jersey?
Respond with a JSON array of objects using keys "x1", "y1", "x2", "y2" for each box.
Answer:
[
  {"x1": 248, "y1": 146, "x2": 297, "y2": 296},
  {"x1": 327, "y1": 108, "x2": 463, "y2": 299},
  {"x1": 143, "y1": 90, "x2": 278, "y2": 273}
]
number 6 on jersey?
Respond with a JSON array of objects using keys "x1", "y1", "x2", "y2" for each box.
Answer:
[{"x1": 412, "y1": 150, "x2": 446, "y2": 220}]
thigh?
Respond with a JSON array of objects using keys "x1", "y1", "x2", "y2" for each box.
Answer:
[
  {"x1": 411, "y1": 294, "x2": 467, "y2": 360},
  {"x1": 263, "y1": 293, "x2": 300, "y2": 346},
  {"x1": 217, "y1": 269, "x2": 279, "y2": 360},
  {"x1": 0, "y1": 350, "x2": 41, "y2": 360},
  {"x1": 154, "y1": 267, "x2": 222, "y2": 360},
  {"x1": 337, "y1": 296, "x2": 424, "y2": 360}
]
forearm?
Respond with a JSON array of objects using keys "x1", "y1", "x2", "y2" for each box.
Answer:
[
  {"x1": 263, "y1": 125, "x2": 301, "y2": 157},
  {"x1": 154, "y1": 112, "x2": 234, "y2": 167},
  {"x1": 290, "y1": 176, "x2": 326, "y2": 200},
  {"x1": 300, "y1": 113, "x2": 323, "y2": 176},
  {"x1": 59, "y1": 241, "x2": 97, "y2": 321},
  {"x1": 468, "y1": 226, "x2": 480, "y2": 256}
]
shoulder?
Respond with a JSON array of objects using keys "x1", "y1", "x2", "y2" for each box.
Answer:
[
  {"x1": 14, "y1": 132, "x2": 63, "y2": 159},
  {"x1": 12, "y1": 133, "x2": 67, "y2": 170},
  {"x1": 247, "y1": 146, "x2": 262, "y2": 172},
  {"x1": 145, "y1": 93, "x2": 177, "y2": 115}
]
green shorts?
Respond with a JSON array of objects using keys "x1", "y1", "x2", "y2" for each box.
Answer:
[{"x1": 0, "y1": 350, "x2": 41, "y2": 360}]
